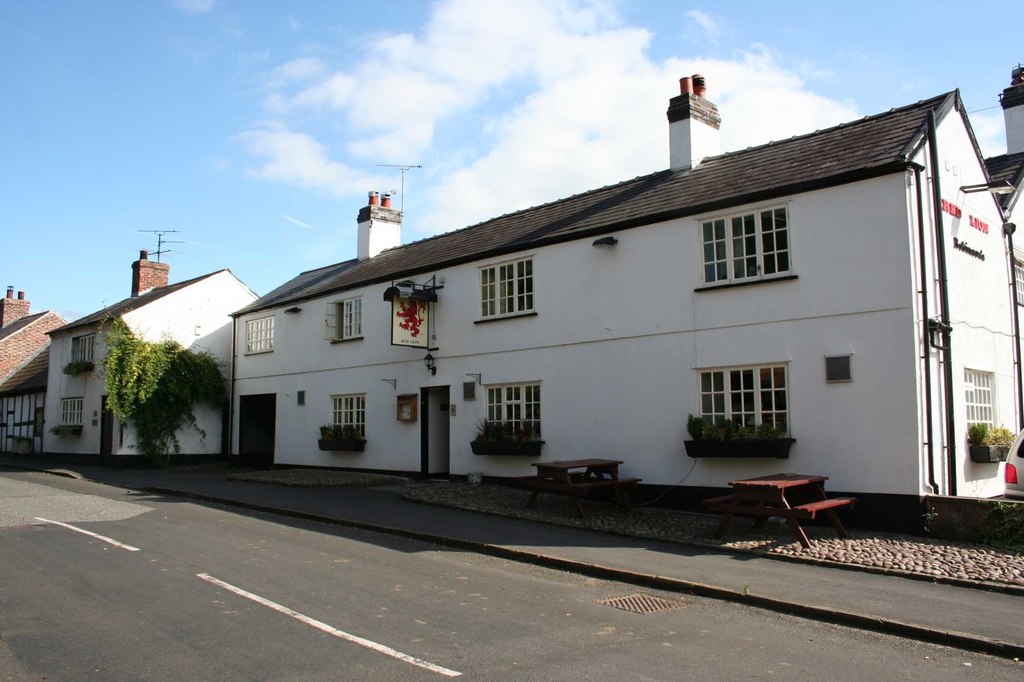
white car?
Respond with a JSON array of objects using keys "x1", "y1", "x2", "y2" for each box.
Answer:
[{"x1": 1006, "y1": 429, "x2": 1024, "y2": 499}]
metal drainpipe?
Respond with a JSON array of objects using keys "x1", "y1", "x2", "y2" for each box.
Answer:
[
  {"x1": 927, "y1": 110, "x2": 957, "y2": 496},
  {"x1": 1007, "y1": 226, "x2": 1024, "y2": 431},
  {"x1": 915, "y1": 167, "x2": 938, "y2": 493},
  {"x1": 228, "y1": 316, "x2": 237, "y2": 457}
]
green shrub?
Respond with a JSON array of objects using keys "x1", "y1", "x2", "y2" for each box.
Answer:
[
  {"x1": 985, "y1": 426, "x2": 1015, "y2": 448},
  {"x1": 967, "y1": 422, "x2": 989, "y2": 446},
  {"x1": 981, "y1": 502, "x2": 1024, "y2": 553}
]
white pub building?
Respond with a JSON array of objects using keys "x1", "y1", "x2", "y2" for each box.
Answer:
[{"x1": 231, "y1": 67, "x2": 1024, "y2": 531}]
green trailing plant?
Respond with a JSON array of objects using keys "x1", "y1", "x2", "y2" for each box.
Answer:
[
  {"x1": 980, "y1": 502, "x2": 1024, "y2": 553},
  {"x1": 686, "y1": 414, "x2": 787, "y2": 441},
  {"x1": 103, "y1": 317, "x2": 226, "y2": 465},
  {"x1": 984, "y1": 425, "x2": 1015, "y2": 448},
  {"x1": 474, "y1": 419, "x2": 539, "y2": 443},
  {"x1": 318, "y1": 424, "x2": 365, "y2": 442},
  {"x1": 967, "y1": 422, "x2": 989, "y2": 446},
  {"x1": 63, "y1": 360, "x2": 95, "y2": 377}
]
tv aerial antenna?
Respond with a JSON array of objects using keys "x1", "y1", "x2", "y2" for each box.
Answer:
[
  {"x1": 137, "y1": 229, "x2": 184, "y2": 262},
  {"x1": 376, "y1": 163, "x2": 422, "y2": 215}
]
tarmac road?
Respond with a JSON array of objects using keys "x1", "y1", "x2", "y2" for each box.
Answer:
[{"x1": 1, "y1": 471, "x2": 1021, "y2": 680}]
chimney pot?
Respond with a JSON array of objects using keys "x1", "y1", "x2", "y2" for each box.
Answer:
[
  {"x1": 368, "y1": 191, "x2": 380, "y2": 206},
  {"x1": 17, "y1": 291, "x2": 24, "y2": 300},
  {"x1": 679, "y1": 76, "x2": 693, "y2": 95},
  {"x1": 692, "y1": 74, "x2": 707, "y2": 98},
  {"x1": 5, "y1": 287, "x2": 12, "y2": 299},
  {"x1": 381, "y1": 193, "x2": 392, "y2": 208},
  {"x1": 140, "y1": 249, "x2": 148, "y2": 260}
]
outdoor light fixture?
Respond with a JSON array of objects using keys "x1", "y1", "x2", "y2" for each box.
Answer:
[
  {"x1": 1004, "y1": 222, "x2": 1018, "y2": 236},
  {"x1": 592, "y1": 236, "x2": 618, "y2": 248},
  {"x1": 423, "y1": 353, "x2": 436, "y2": 375},
  {"x1": 959, "y1": 181, "x2": 1015, "y2": 195},
  {"x1": 283, "y1": 306, "x2": 302, "y2": 314}
]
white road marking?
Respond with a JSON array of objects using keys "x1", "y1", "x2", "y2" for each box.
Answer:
[
  {"x1": 197, "y1": 573, "x2": 461, "y2": 677},
  {"x1": 34, "y1": 517, "x2": 141, "y2": 552}
]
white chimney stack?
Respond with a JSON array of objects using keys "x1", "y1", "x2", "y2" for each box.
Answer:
[
  {"x1": 667, "y1": 74, "x2": 721, "y2": 172},
  {"x1": 1001, "y1": 64, "x2": 1024, "y2": 155},
  {"x1": 357, "y1": 190, "x2": 402, "y2": 260}
]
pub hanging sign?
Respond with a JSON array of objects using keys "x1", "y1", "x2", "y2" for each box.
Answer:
[{"x1": 391, "y1": 299, "x2": 429, "y2": 348}]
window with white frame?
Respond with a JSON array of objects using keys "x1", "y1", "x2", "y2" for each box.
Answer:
[
  {"x1": 701, "y1": 206, "x2": 790, "y2": 284},
  {"x1": 71, "y1": 334, "x2": 95, "y2": 362},
  {"x1": 331, "y1": 394, "x2": 366, "y2": 437},
  {"x1": 325, "y1": 298, "x2": 362, "y2": 341},
  {"x1": 480, "y1": 257, "x2": 534, "y2": 318},
  {"x1": 246, "y1": 316, "x2": 274, "y2": 353},
  {"x1": 964, "y1": 369, "x2": 994, "y2": 426},
  {"x1": 61, "y1": 397, "x2": 83, "y2": 425},
  {"x1": 1015, "y1": 258, "x2": 1024, "y2": 304},
  {"x1": 486, "y1": 383, "x2": 541, "y2": 437},
  {"x1": 698, "y1": 364, "x2": 789, "y2": 431}
]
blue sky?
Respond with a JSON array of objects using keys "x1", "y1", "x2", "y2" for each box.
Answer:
[{"x1": 2, "y1": 0, "x2": 1019, "y2": 320}]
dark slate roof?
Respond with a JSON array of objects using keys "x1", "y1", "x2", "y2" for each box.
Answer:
[
  {"x1": 985, "y1": 151, "x2": 1024, "y2": 214},
  {"x1": 0, "y1": 312, "x2": 49, "y2": 342},
  {"x1": 238, "y1": 91, "x2": 955, "y2": 316},
  {"x1": 51, "y1": 270, "x2": 228, "y2": 335},
  {"x1": 0, "y1": 346, "x2": 49, "y2": 397}
]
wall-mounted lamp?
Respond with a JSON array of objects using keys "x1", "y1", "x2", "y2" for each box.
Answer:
[
  {"x1": 465, "y1": 373, "x2": 482, "y2": 384},
  {"x1": 381, "y1": 378, "x2": 397, "y2": 389},
  {"x1": 960, "y1": 181, "x2": 1015, "y2": 195},
  {"x1": 284, "y1": 306, "x2": 302, "y2": 314},
  {"x1": 1004, "y1": 222, "x2": 1017, "y2": 236},
  {"x1": 592, "y1": 236, "x2": 618, "y2": 248},
  {"x1": 423, "y1": 353, "x2": 437, "y2": 375}
]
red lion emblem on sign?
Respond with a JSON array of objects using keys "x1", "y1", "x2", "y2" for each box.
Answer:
[{"x1": 396, "y1": 301, "x2": 425, "y2": 338}]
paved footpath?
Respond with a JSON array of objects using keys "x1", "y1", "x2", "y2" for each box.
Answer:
[{"x1": 2, "y1": 454, "x2": 1023, "y2": 660}]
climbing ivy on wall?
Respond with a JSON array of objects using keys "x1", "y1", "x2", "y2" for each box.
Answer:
[{"x1": 103, "y1": 317, "x2": 226, "y2": 464}]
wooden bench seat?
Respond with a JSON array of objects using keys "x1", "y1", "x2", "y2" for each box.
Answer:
[{"x1": 517, "y1": 476, "x2": 641, "y2": 517}]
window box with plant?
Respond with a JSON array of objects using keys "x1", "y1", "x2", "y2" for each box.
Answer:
[
  {"x1": 684, "y1": 414, "x2": 794, "y2": 458},
  {"x1": 967, "y1": 423, "x2": 1012, "y2": 463},
  {"x1": 317, "y1": 424, "x2": 366, "y2": 452},
  {"x1": 63, "y1": 360, "x2": 95, "y2": 376},
  {"x1": 49, "y1": 424, "x2": 83, "y2": 437},
  {"x1": 471, "y1": 419, "x2": 544, "y2": 456}
]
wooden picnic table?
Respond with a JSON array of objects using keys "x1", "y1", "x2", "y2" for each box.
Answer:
[
  {"x1": 518, "y1": 458, "x2": 641, "y2": 518},
  {"x1": 703, "y1": 473, "x2": 856, "y2": 549}
]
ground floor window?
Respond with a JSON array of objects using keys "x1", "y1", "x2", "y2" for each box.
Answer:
[
  {"x1": 486, "y1": 383, "x2": 541, "y2": 437},
  {"x1": 964, "y1": 369, "x2": 994, "y2": 426},
  {"x1": 698, "y1": 364, "x2": 788, "y2": 431},
  {"x1": 61, "y1": 397, "x2": 84, "y2": 425},
  {"x1": 331, "y1": 394, "x2": 366, "y2": 438}
]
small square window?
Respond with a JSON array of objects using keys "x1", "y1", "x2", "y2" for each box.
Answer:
[{"x1": 825, "y1": 355, "x2": 852, "y2": 383}]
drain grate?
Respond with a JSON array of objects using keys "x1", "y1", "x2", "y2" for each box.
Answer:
[{"x1": 599, "y1": 593, "x2": 685, "y2": 614}]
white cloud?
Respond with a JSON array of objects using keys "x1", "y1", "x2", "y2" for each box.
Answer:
[
  {"x1": 686, "y1": 10, "x2": 722, "y2": 39},
  {"x1": 262, "y1": 57, "x2": 326, "y2": 90},
  {"x1": 172, "y1": 0, "x2": 215, "y2": 15},
  {"x1": 280, "y1": 215, "x2": 312, "y2": 230},
  {"x1": 239, "y1": 0, "x2": 866, "y2": 241}
]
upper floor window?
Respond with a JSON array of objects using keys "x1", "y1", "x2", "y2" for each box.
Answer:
[
  {"x1": 698, "y1": 364, "x2": 788, "y2": 431},
  {"x1": 331, "y1": 394, "x2": 366, "y2": 438},
  {"x1": 964, "y1": 369, "x2": 994, "y2": 426},
  {"x1": 61, "y1": 397, "x2": 84, "y2": 425},
  {"x1": 1015, "y1": 258, "x2": 1024, "y2": 304},
  {"x1": 486, "y1": 382, "x2": 541, "y2": 437},
  {"x1": 246, "y1": 316, "x2": 274, "y2": 354},
  {"x1": 71, "y1": 334, "x2": 95, "y2": 362},
  {"x1": 325, "y1": 298, "x2": 362, "y2": 341},
  {"x1": 701, "y1": 206, "x2": 790, "y2": 284},
  {"x1": 480, "y1": 257, "x2": 533, "y2": 318}
]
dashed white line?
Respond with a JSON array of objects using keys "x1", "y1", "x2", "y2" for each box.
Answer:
[
  {"x1": 34, "y1": 517, "x2": 141, "y2": 551},
  {"x1": 196, "y1": 573, "x2": 461, "y2": 677}
]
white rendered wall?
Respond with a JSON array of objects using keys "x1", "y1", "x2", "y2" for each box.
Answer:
[
  {"x1": 235, "y1": 173, "x2": 961, "y2": 497},
  {"x1": 669, "y1": 118, "x2": 719, "y2": 171},
  {"x1": 45, "y1": 271, "x2": 256, "y2": 456}
]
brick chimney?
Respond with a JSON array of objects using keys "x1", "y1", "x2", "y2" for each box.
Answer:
[
  {"x1": 0, "y1": 287, "x2": 30, "y2": 328},
  {"x1": 667, "y1": 74, "x2": 721, "y2": 172},
  {"x1": 357, "y1": 191, "x2": 402, "y2": 260},
  {"x1": 131, "y1": 250, "x2": 170, "y2": 297},
  {"x1": 1001, "y1": 64, "x2": 1024, "y2": 155}
]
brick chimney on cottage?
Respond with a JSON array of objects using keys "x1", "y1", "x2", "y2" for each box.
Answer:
[
  {"x1": 667, "y1": 74, "x2": 721, "y2": 172},
  {"x1": 131, "y1": 250, "x2": 170, "y2": 297},
  {"x1": 0, "y1": 287, "x2": 31, "y2": 328},
  {"x1": 1001, "y1": 64, "x2": 1024, "y2": 155},
  {"x1": 357, "y1": 191, "x2": 402, "y2": 260}
]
